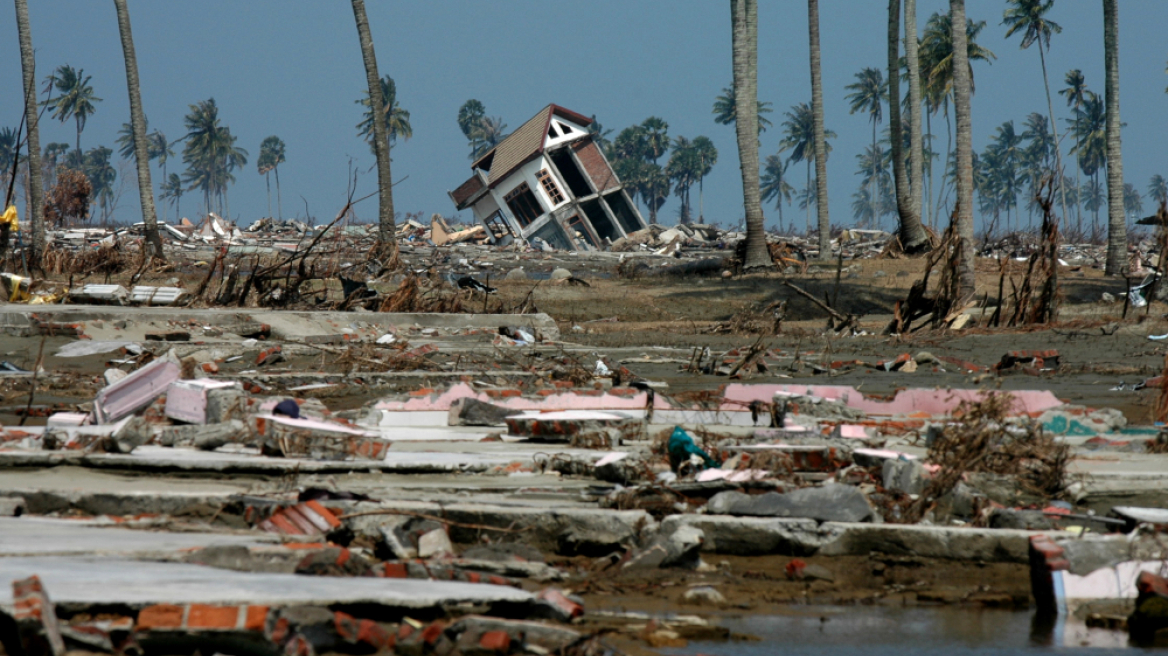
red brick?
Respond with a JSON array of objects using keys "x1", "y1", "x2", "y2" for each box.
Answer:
[
  {"x1": 186, "y1": 605, "x2": 239, "y2": 629},
  {"x1": 479, "y1": 630, "x2": 511, "y2": 652},
  {"x1": 137, "y1": 604, "x2": 184, "y2": 630}
]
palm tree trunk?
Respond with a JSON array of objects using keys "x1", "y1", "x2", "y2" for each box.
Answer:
[
  {"x1": 732, "y1": 0, "x2": 769, "y2": 269},
  {"x1": 870, "y1": 124, "x2": 878, "y2": 229},
  {"x1": 950, "y1": 0, "x2": 975, "y2": 300},
  {"x1": 1036, "y1": 45, "x2": 1069, "y2": 243},
  {"x1": 890, "y1": 0, "x2": 927, "y2": 252},
  {"x1": 114, "y1": 0, "x2": 164, "y2": 260},
  {"x1": 351, "y1": 0, "x2": 396, "y2": 253},
  {"x1": 808, "y1": 0, "x2": 831, "y2": 254},
  {"x1": 925, "y1": 105, "x2": 934, "y2": 228},
  {"x1": 905, "y1": 0, "x2": 926, "y2": 237},
  {"x1": 806, "y1": 161, "x2": 812, "y2": 235},
  {"x1": 1103, "y1": 0, "x2": 1125, "y2": 275},
  {"x1": 265, "y1": 171, "x2": 271, "y2": 217},
  {"x1": 15, "y1": 0, "x2": 44, "y2": 264},
  {"x1": 275, "y1": 165, "x2": 282, "y2": 219}
]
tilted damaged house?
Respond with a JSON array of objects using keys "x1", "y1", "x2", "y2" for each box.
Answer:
[{"x1": 448, "y1": 105, "x2": 647, "y2": 251}]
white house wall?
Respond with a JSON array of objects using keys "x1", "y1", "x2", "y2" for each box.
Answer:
[{"x1": 544, "y1": 118, "x2": 590, "y2": 150}]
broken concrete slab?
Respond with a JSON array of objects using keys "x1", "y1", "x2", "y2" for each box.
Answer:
[
  {"x1": 448, "y1": 397, "x2": 515, "y2": 427},
  {"x1": 0, "y1": 556, "x2": 533, "y2": 612},
  {"x1": 164, "y1": 379, "x2": 242, "y2": 425},
  {"x1": 0, "y1": 517, "x2": 270, "y2": 557},
  {"x1": 707, "y1": 485, "x2": 873, "y2": 523},
  {"x1": 92, "y1": 359, "x2": 180, "y2": 424},
  {"x1": 504, "y1": 410, "x2": 645, "y2": 445}
]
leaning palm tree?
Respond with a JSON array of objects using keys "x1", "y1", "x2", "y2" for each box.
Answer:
[
  {"x1": 1102, "y1": 0, "x2": 1125, "y2": 275},
  {"x1": 950, "y1": 0, "x2": 975, "y2": 300},
  {"x1": 888, "y1": 0, "x2": 929, "y2": 252},
  {"x1": 846, "y1": 68, "x2": 888, "y2": 229},
  {"x1": 1002, "y1": 0, "x2": 1068, "y2": 237},
  {"x1": 808, "y1": 0, "x2": 831, "y2": 253},
  {"x1": 471, "y1": 116, "x2": 509, "y2": 159},
  {"x1": 15, "y1": 0, "x2": 45, "y2": 262},
  {"x1": 350, "y1": 0, "x2": 395, "y2": 256},
  {"x1": 43, "y1": 64, "x2": 101, "y2": 155},
  {"x1": 712, "y1": 83, "x2": 773, "y2": 133},
  {"x1": 731, "y1": 0, "x2": 769, "y2": 269},
  {"x1": 114, "y1": 0, "x2": 162, "y2": 257},
  {"x1": 180, "y1": 98, "x2": 248, "y2": 216}
]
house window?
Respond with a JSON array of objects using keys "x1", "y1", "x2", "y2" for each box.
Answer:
[
  {"x1": 503, "y1": 182, "x2": 544, "y2": 227},
  {"x1": 536, "y1": 169, "x2": 565, "y2": 205},
  {"x1": 483, "y1": 210, "x2": 512, "y2": 240}
]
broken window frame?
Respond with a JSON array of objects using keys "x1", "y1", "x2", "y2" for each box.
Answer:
[
  {"x1": 482, "y1": 210, "x2": 513, "y2": 240},
  {"x1": 503, "y1": 182, "x2": 544, "y2": 227},
  {"x1": 536, "y1": 169, "x2": 565, "y2": 206}
]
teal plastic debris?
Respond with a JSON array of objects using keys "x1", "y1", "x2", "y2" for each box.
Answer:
[{"x1": 667, "y1": 426, "x2": 721, "y2": 473}]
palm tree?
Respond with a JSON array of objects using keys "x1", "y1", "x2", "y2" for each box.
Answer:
[
  {"x1": 808, "y1": 0, "x2": 831, "y2": 253},
  {"x1": 853, "y1": 143, "x2": 895, "y2": 227},
  {"x1": 257, "y1": 136, "x2": 286, "y2": 219},
  {"x1": 1002, "y1": 0, "x2": 1068, "y2": 235},
  {"x1": 160, "y1": 173, "x2": 183, "y2": 222},
  {"x1": 905, "y1": 0, "x2": 927, "y2": 244},
  {"x1": 1123, "y1": 183, "x2": 1142, "y2": 221},
  {"x1": 989, "y1": 121, "x2": 1023, "y2": 230},
  {"x1": 1059, "y1": 69, "x2": 1089, "y2": 229},
  {"x1": 147, "y1": 130, "x2": 173, "y2": 181},
  {"x1": 42, "y1": 142, "x2": 70, "y2": 190},
  {"x1": 760, "y1": 154, "x2": 794, "y2": 231},
  {"x1": 15, "y1": 0, "x2": 45, "y2": 261},
  {"x1": 84, "y1": 146, "x2": 116, "y2": 222},
  {"x1": 1081, "y1": 179, "x2": 1104, "y2": 225},
  {"x1": 43, "y1": 64, "x2": 101, "y2": 155},
  {"x1": 888, "y1": 0, "x2": 929, "y2": 252},
  {"x1": 114, "y1": 0, "x2": 162, "y2": 254},
  {"x1": 1102, "y1": 0, "x2": 1124, "y2": 275},
  {"x1": 779, "y1": 102, "x2": 835, "y2": 236},
  {"x1": 458, "y1": 99, "x2": 486, "y2": 159},
  {"x1": 1149, "y1": 175, "x2": 1168, "y2": 207},
  {"x1": 180, "y1": 98, "x2": 248, "y2": 216},
  {"x1": 846, "y1": 68, "x2": 888, "y2": 229},
  {"x1": 712, "y1": 83, "x2": 774, "y2": 133},
  {"x1": 731, "y1": 0, "x2": 769, "y2": 269},
  {"x1": 350, "y1": 0, "x2": 395, "y2": 251},
  {"x1": 471, "y1": 116, "x2": 508, "y2": 159},
  {"x1": 950, "y1": 0, "x2": 975, "y2": 300},
  {"x1": 587, "y1": 115, "x2": 613, "y2": 152},
  {"x1": 692, "y1": 136, "x2": 717, "y2": 223},
  {"x1": 640, "y1": 117, "x2": 670, "y2": 165},
  {"x1": 666, "y1": 136, "x2": 699, "y2": 224},
  {"x1": 918, "y1": 11, "x2": 995, "y2": 223},
  {"x1": 1068, "y1": 92, "x2": 1106, "y2": 219},
  {"x1": 0, "y1": 128, "x2": 18, "y2": 180},
  {"x1": 356, "y1": 74, "x2": 411, "y2": 156}
]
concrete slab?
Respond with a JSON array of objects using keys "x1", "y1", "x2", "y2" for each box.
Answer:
[
  {"x1": 0, "y1": 517, "x2": 271, "y2": 557},
  {"x1": 0, "y1": 556, "x2": 532, "y2": 610}
]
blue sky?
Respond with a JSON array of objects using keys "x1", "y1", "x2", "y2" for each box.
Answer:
[{"x1": 3, "y1": 1, "x2": 1166, "y2": 233}]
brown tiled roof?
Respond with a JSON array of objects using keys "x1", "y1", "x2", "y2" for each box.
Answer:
[
  {"x1": 450, "y1": 174, "x2": 485, "y2": 209},
  {"x1": 472, "y1": 105, "x2": 594, "y2": 188}
]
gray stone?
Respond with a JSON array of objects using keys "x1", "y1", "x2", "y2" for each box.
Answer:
[
  {"x1": 624, "y1": 525, "x2": 704, "y2": 570},
  {"x1": 451, "y1": 616, "x2": 579, "y2": 653},
  {"x1": 448, "y1": 397, "x2": 514, "y2": 427},
  {"x1": 1101, "y1": 292, "x2": 1116, "y2": 303},
  {"x1": 461, "y1": 542, "x2": 545, "y2": 564},
  {"x1": 0, "y1": 496, "x2": 25, "y2": 517},
  {"x1": 882, "y1": 458, "x2": 925, "y2": 495},
  {"x1": 988, "y1": 508, "x2": 1055, "y2": 530},
  {"x1": 417, "y1": 528, "x2": 454, "y2": 558},
  {"x1": 914, "y1": 351, "x2": 939, "y2": 364},
  {"x1": 504, "y1": 267, "x2": 529, "y2": 281},
  {"x1": 801, "y1": 563, "x2": 835, "y2": 581},
  {"x1": 206, "y1": 387, "x2": 247, "y2": 423},
  {"x1": 707, "y1": 485, "x2": 874, "y2": 523},
  {"x1": 683, "y1": 586, "x2": 725, "y2": 605},
  {"x1": 104, "y1": 416, "x2": 152, "y2": 454},
  {"x1": 549, "y1": 268, "x2": 572, "y2": 281},
  {"x1": 157, "y1": 420, "x2": 248, "y2": 450}
]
